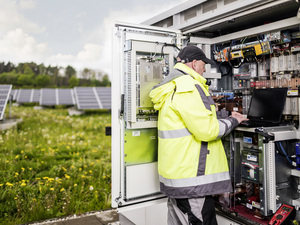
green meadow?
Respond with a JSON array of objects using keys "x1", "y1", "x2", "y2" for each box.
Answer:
[{"x1": 0, "y1": 105, "x2": 111, "y2": 225}]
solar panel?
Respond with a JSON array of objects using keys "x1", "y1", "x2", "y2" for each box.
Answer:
[
  {"x1": 10, "y1": 89, "x2": 19, "y2": 101},
  {"x1": 32, "y1": 89, "x2": 40, "y2": 103},
  {"x1": 40, "y1": 88, "x2": 57, "y2": 106},
  {"x1": 95, "y1": 87, "x2": 111, "y2": 109},
  {"x1": 57, "y1": 89, "x2": 76, "y2": 105},
  {"x1": 74, "y1": 87, "x2": 103, "y2": 110},
  {"x1": 74, "y1": 87, "x2": 111, "y2": 110},
  {"x1": 17, "y1": 89, "x2": 40, "y2": 103},
  {"x1": 40, "y1": 88, "x2": 76, "y2": 106},
  {"x1": 0, "y1": 85, "x2": 12, "y2": 120}
]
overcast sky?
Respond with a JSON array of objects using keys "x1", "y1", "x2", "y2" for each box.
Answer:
[{"x1": 0, "y1": 0, "x2": 184, "y2": 77}]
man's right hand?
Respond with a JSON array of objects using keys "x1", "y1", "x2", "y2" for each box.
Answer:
[{"x1": 231, "y1": 111, "x2": 249, "y2": 124}]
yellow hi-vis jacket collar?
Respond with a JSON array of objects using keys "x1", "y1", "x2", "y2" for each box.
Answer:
[{"x1": 174, "y1": 63, "x2": 209, "y2": 92}]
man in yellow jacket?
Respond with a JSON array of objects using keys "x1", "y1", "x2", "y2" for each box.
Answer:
[{"x1": 149, "y1": 45, "x2": 247, "y2": 225}]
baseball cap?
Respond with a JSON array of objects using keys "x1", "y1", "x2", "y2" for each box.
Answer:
[{"x1": 177, "y1": 45, "x2": 215, "y2": 65}]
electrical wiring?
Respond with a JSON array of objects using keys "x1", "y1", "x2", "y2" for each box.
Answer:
[
  {"x1": 161, "y1": 43, "x2": 181, "y2": 58},
  {"x1": 276, "y1": 141, "x2": 296, "y2": 167},
  {"x1": 218, "y1": 61, "x2": 231, "y2": 76}
]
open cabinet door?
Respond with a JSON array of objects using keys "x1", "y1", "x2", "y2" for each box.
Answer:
[{"x1": 111, "y1": 22, "x2": 181, "y2": 225}]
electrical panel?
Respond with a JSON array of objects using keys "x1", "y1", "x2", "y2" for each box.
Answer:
[
  {"x1": 214, "y1": 29, "x2": 300, "y2": 92},
  {"x1": 212, "y1": 27, "x2": 300, "y2": 121},
  {"x1": 218, "y1": 126, "x2": 300, "y2": 224},
  {"x1": 112, "y1": 23, "x2": 180, "y2": 211},
  {"x1": 112, "y1": 1, "x2": 300, "y2": 224},
  {"x1": 122, "y1": 40, "x2": 177, "y2": 201},
  {"x1": 124, "y1": 40, "x2": 175, "y2": 129}
]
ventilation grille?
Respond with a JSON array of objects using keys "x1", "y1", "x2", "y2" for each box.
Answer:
[
  {"x1": 224, "y1": 0, "x2": 238, "y2": 5},
  {"x1": 202, "y1": 0, "x2": 217, "y2": 14},
  {"x1": 183, "y1": 5, "x2": 198, "y2": 21},
  {"x1": 124, "y1": 51, "x2": 132, "y2": 122}
]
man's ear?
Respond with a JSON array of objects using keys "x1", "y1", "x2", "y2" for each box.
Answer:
[{"x1": 192, "y1": 60, "x2": 197, "y2": 69}]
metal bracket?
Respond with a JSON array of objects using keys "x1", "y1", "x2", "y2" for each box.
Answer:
[
  {"x1": 255, "y1": 128, "x2": 274, "y2": 143},
  {"x1": 115, "y1": 192, "x2": 123, "y2": 206}
]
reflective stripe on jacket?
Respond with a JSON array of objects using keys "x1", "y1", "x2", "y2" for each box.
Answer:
[{"x1": 149, "y1": 63, "x2": 239, "y2": 198}]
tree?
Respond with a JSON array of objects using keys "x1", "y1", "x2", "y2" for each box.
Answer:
[
  {"x1": 4, "y1": 62, "x2": 14, "y2": 73},
  {"x1": 69, "y1": 75, "x2": 79, "y2": 88},
  {"x1": 38, "y1": 63, "x2": 47, "y2": 75},
  {"x1": 100, "y1": 75, "x2": 111, "y2": 87},
  {"x1": 65, "y1": 65, "x2": 76, "y2": 79},
  {"x1": 0, "y1": 73, "x2": 8, "y2": 84},
  {"x1": 24, "y1": 65, "x2": 34, "y2": 75},
  {"x1": 82, "y1": 68, "x2": 91, "y2": 79},
  {"x1": 35, "y1": 74, "x2": 51, "y2": 87},
  {"x1": 17, "y1": 74, "x2": 34, "y2": 87}
]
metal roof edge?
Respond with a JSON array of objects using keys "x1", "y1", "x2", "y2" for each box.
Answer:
[{"x1": 142, "y1": 0, "x2": 207, "y2": 26}]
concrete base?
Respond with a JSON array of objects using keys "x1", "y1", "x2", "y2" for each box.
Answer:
[
  {"x1": 34, "y1": 106, "x2": 44, "y2": 110},
  {"x1": 68, "y1": 108, "x2": 85, "y2": 116},
  {"x1": 28, "y1": 209, "x2": 119, "y2": 225},
  {"x1": 0, "y1": 118, "x2": 22, "y2": 131},
  {"x1": 118, "y1": 198, "x2": 168, "y2": 225}
]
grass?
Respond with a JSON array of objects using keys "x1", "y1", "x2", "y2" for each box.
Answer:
[{"x1": 0, "y1": 105, "x2": 111, "y2": 225}]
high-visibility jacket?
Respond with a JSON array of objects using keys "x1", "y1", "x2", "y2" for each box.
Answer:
[{"x1": 149, "y1": 63, "x2": 239, "y2": 199}]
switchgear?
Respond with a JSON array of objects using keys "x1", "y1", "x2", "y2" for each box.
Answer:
[
  {"x1": 217, "y1": 126, "x2": 299, "y2": 224},
  {"x1": 112, "y1": 1, "x2": 300, "y2": 224}
]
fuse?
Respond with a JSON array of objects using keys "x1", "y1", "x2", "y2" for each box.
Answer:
[
  {"x1": 270, "y1": 56, "x2": 279, "y2": 73},
  {"x1": 297, "y1": 53, "x2": 300, "y2": 70},
  {"x1": 287, "y1": 54, "x2": 297, "y2": 71},
  {"x1": 278, "y1": 55, "x2": 288, "y2": 71}
]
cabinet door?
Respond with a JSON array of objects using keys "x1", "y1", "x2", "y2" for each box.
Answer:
[{"x1": 111, "y1": 22, "x2": 181, "y2": 208}]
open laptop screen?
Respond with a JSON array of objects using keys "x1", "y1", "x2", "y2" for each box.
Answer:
[{"x1": 247, "y1": 88, "x2": 287, "y2": 124}]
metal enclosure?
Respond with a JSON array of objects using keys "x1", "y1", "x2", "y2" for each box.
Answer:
[
  {"x1": 111, "y1": 23, "x2": 182, "y2": 224},
  {"x1": 228, "y1": 127, "x2": 299, "y2": 218},
  {"x1": 111, "y1": 0, "x2": 300, "y2": 224}
]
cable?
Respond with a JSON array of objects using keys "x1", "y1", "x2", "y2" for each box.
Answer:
[
  {"x1": 161, "y1": 43, "x2": 181, "y2": 58},
  {"x1": 241, "y1": 37, "x2": 248, "y2": 45},
  {"x1": 218, "y1": 62, "x2": 231, "y2": 76},
  {"x1": 150, "y1": 42, "x2": 159, "y2": 59},
  {"x1": 276, "y1": 141, "x2": 295, "y2": 167}
]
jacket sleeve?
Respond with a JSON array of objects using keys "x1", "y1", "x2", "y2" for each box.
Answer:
[
  {"x1": 172, "y1": 86, "x2": 238, "y2": 142},
  {"x1": 216, "y1": 109, "x2": 229, "y2": 119}
]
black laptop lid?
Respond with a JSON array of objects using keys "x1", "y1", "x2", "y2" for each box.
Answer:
[{"x1": 247, "y1": 88, "x2": 287, "y2": 124}]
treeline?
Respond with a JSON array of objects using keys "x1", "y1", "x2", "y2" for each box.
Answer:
[{"x1": 0, "y1": 62, "x2": 111, "y2": 88}]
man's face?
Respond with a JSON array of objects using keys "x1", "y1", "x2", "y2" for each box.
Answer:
[{"x1": 192, "y1": 60, "x2": 206, "y2": 75}]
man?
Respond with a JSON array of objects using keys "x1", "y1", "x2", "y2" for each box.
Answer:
[{"x1": 149, "y1": 45, "x2": 247, "y2": 225}]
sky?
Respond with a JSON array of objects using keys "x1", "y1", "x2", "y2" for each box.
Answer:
[{"x1": 0, "y1": 0, "x2": 185, "y2": 77}]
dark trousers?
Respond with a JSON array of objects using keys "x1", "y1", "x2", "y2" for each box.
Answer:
[{"x1": 167, "y1": 196, "x2": 218, "y2": 225}]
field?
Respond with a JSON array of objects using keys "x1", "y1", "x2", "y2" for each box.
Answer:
[{"x1": 0, "y1": 105, "x2": 111, "y2": 225}]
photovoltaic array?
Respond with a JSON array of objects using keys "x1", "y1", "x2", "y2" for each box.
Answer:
[
  {"x1": 0, "y1": 85, "x2": 12, "y2": 120},
  {"x1": 13, "y1": 87, "x2": 111, "y2": 109},
  {"x1": 74, "y1": 87, "x2": 111, "y2": 110},
  {"x1": 17, "y1": 89, "x2": 40, "y2": 103},
  {"x1": 10, "y1": 89, "x2": 19, "y2": 101},
  {"x1": 95, "y1": 87, "x2": 111, "y2": 109},
  {"x1": 40, "y1": 88, "x2": 76, "y2": 106}
]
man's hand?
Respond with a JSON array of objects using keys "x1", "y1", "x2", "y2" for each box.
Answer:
[{"x1": 231, "y1": 111, "x2": 249, "y2": 124}]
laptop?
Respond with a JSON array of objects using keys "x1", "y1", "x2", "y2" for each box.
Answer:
[{"x1": 240, "y1": 88, "x2": 288, "y2": 127}]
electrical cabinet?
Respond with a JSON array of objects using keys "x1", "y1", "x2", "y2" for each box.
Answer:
[
  {"x1": 112, "y1": 23, "x2": 182, "y2": 225},
  {"x1": 111, "y1": 1, "x2": 300, "y2": 224},
  {"x1": 218, "y1": 126, "x2": 299, "y2": 224}
]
